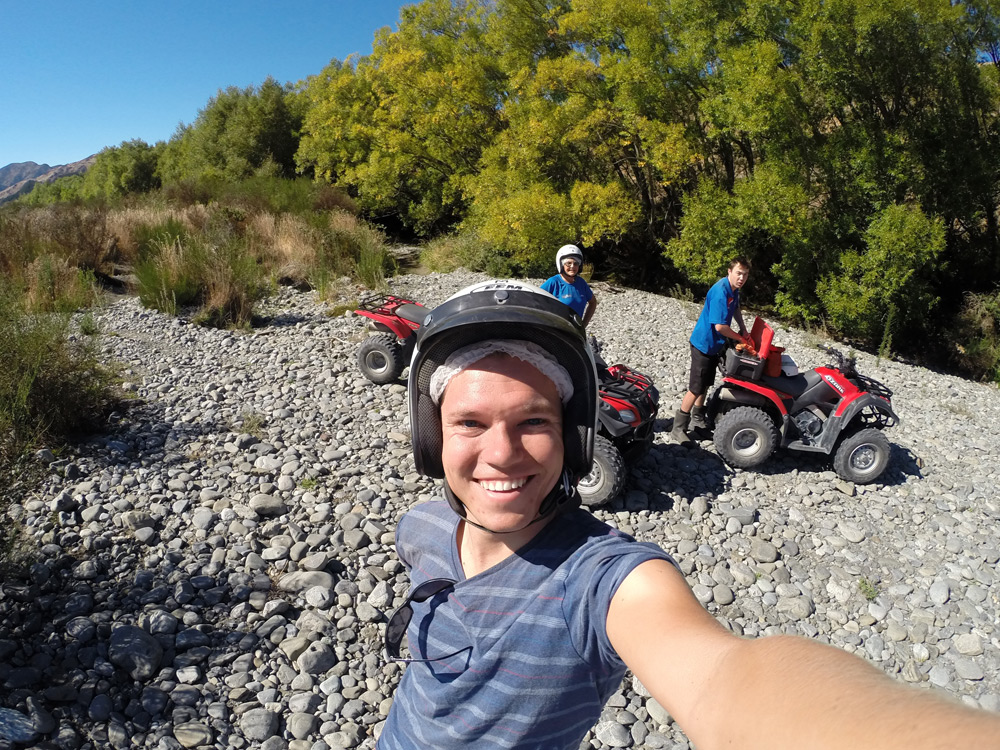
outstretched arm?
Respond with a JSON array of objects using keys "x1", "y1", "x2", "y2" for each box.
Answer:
[{"x1": 607, "y1": 560, "x2": 1000, "y2": 750}]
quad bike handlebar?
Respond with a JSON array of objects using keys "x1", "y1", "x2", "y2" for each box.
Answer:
[{"x1": 817, "y1": 343, "x2": 857, "y2": 375}]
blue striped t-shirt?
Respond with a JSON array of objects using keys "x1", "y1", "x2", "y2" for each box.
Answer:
[{"x1": 378, "y1": 500, "x2": 674, "y2": 749}]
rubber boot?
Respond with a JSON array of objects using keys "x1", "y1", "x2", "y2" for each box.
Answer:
[
  {"x1": 671, "y1": 409, "x2": 693, "y2": 447},
  {"x1": 690, "y1": 405, "x2": 708, "y2": 439}
]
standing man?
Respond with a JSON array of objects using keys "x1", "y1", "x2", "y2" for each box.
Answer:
[
  {"x1": 540, "y1": 244, "x2": 598, "y2": 327},
  {"x1": 671, "y1": 257, "x2": 751, "y2": 446}
]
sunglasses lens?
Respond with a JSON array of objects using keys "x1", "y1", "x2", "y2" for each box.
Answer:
[
  {"x1": 383, "y1": 579, "x2": 456, "y2": 661},
  {"x1": 385, "y1": 607, "x2": 413, "y2": 657}
]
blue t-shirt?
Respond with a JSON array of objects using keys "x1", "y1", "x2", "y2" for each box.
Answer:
[
  {"x1": 690, "y1": 276, "x2": 740, "y2": 356},
  {"x1": 540, "y1": 275, "x2": 593, "y2": 318},
  {"x1": 379, "y1": 500, "x2": 674, "y2": 750}
]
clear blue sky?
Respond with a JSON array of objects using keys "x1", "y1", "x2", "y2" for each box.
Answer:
[{"x1": 0, "y1": 1, "x2": 412, "y2": 168}]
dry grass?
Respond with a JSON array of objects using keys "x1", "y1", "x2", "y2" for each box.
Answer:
[
  {"x1": 106, "y1": 205, "x2": 214, "y2": 262},
  {"x1": 23, "y1": 255, "x2": 96, "y2": 313},
  {"x1": 250, "y1": 213, "x2": 319, "y2": 286}
]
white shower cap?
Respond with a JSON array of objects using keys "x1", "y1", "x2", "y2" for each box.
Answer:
[{"x1": 429, "y1": 339, "x2": 574, "y2": 406}]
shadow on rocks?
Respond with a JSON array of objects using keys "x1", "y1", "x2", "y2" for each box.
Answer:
[{"x1": 0, "y1": 391, "x2": 349, "y2": 749}]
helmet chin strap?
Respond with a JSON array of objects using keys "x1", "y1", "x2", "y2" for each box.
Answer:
[{"x1": 443, "y1": 470, "x2": 578, "y2": 536}]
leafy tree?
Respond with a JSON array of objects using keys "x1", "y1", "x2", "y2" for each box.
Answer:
[
  {"x1": 18, "y1": 174, "x2": 85, "y2": 206},
  {"x1": 297, "y1": 0, "x2": 504, "y2": 234},
  {"x1": 665, "y1": 165, "x2": 814, "y2": 309},
  {"x1": 818, "y1": 203, "x2": 944, "y2": 347},
  {"x1": 159, "y1": 77, "x2": 302, "y2": 183},
  {"x1": 81, "y1": 139, "x2": 162, "y2": 199}
]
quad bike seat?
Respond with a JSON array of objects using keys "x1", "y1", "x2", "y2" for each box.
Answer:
[
  {"x1": 760, "y1": 369, "x2": 828, "y2": 403},
  {"x1": 396, "y1": 303, "x2": 431, "y2": 326}
]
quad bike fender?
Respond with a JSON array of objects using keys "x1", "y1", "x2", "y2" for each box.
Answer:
[
  {"x1": 784, "y1": 395, "x2": 897, "y2": 455},
  {"x1": 834, "y1": 392, "x2": 899, "y2": 427},
  {"x1": 708, "y1": 382, "x2": 787, "y2": 419},
  {"x1": 355, "y1": 311, "x2": 414, "y2": 341}
]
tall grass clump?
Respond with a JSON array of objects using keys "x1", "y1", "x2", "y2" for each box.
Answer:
[
  {"x1": 0, "y1": 279, "x2": 118, "y2": 474},
  {"x1": 135, "y1": 236, "x2": 203, "y2": 316},
  {"x1": 136, "y1": 230, "x2": 270, "y2": 328},
  {"x1": 23, "y1": 255, "x2": 98, "y2": 313},
  {"x1": 28, "y1": 203, "x2": 117, "y2": 274},
  {"x1": 249, "y1": 213, "x2": 318, "y2": 288},
  {"x1": 421, "y1": 232, "x2": 495, "y2": 274},
  {"x1": 324, "y1": 211, "x2": 396, "y2": 290},
  {"x1": 194, "y1": 240, "x2": 271, "y2": 328}
]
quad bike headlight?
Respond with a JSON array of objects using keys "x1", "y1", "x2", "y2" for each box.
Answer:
[{"x1": 617, "y1": 408, "x2": 637, "y2": 425}]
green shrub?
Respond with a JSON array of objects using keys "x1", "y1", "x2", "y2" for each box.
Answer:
[
  {"x1": 818, "y1": 204, "x2": 944, "y2": 351},
  {"x1": 18, "y1": 174, "x2": 86, "y2": 206},
  {"x1": 952, "y1": 290, "x2": 1000, "y2": 382},
  {"x1": 79, "y1": 312, "x2": 100, "y2": 336},
  {"x1": 0, "y1": 280, "x2": 118, "y2": 471}
]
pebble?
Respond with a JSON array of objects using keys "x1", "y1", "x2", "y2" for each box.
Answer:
[{"x1": 0, "y1": 272, "x2": 997, "y2": 750}]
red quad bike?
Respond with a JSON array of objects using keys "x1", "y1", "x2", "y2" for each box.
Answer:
[
  {"x1": 705, "y1": 318, "x2": 898, "y2": 484},
  {"x1": 355, "y1": 294, "x2": 430, "y2": 384},
  {"x1": 353, "y1": 294, "x2": 659, "y2": 506}
]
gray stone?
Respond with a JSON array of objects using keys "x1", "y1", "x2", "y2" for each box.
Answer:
[
  {"x1": 594, "y1": 720, "x2": 631, "y2": 748},
  {"x1": 288, "y1": 712, "x2": 317, "y2": 740},
  {"x1": 954, "y1": 634, "x2": 984, "y2": 656},
  {"x1": 0, "y1": 708, "x2": 38, "y2": 743},
  {"x1": 298, "y1": 642, "x2": 338, "y2": 675},
  {"x1": 954, "y1": 658, "x2": 985, "y2": 681},
  {"x1": 251, "y1": 494, "x2": 288, "y2": 517},
  {"x1": 278, "y1": 571, "x2": 335, "y2": 593},
  {"x1": 646, "y1": 698, "x2": 672, "y2": 727},
  {"x1": 776, "y1": 596, "x2": 815, "y2": 620},
  {"x1": 929, "y1": 580, "x2": 951, "y2": 605},
  {"x1": 174, "y1": 722, "x2": 214, "y2": 748},
  {"x1": 108, "y1": 625, "x2": 163, "y2": 680},
  {"x1": 750, "y1": 539, "x2": 779, "y2": 563},
  {"x1": 240, "y1": 708, "x2": 280, "y2": 741}
]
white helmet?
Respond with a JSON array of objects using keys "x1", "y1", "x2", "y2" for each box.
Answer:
[{"x1": 555, "y1": 244, "x2": 583, "y2": 272}]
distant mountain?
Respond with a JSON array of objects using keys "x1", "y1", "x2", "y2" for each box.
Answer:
[{"x1": 0, "y1": 156, "x2": 96, "y2": 205}]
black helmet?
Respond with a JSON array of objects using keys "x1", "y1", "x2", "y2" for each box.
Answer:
[{"x1": 408, "y1": 280, "x2": 597, "y2": 508}]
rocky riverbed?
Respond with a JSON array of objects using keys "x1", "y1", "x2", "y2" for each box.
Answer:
[{"x1": 2, "y1": 269, "x2": 999, "y2": 750}]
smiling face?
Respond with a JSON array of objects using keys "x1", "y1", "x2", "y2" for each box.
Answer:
[
  {"x1": 439, "y1": 354, "x2": 564, "y2": 535},
  {"x1": 561, "y1": 257, "x2": 581, "y2": 279}
]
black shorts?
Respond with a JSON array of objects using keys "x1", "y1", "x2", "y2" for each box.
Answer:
[{"x1": 688, "y1": 344, "x2": 719, "y2": 395}]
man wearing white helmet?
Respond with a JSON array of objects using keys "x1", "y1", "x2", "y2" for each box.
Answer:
[
  {"x1": 374, "y1": 280, "x2": 1000, "y2": 750},
  {"x1": 540, "y1": 243, "x2": 598, "y2": 326}
]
